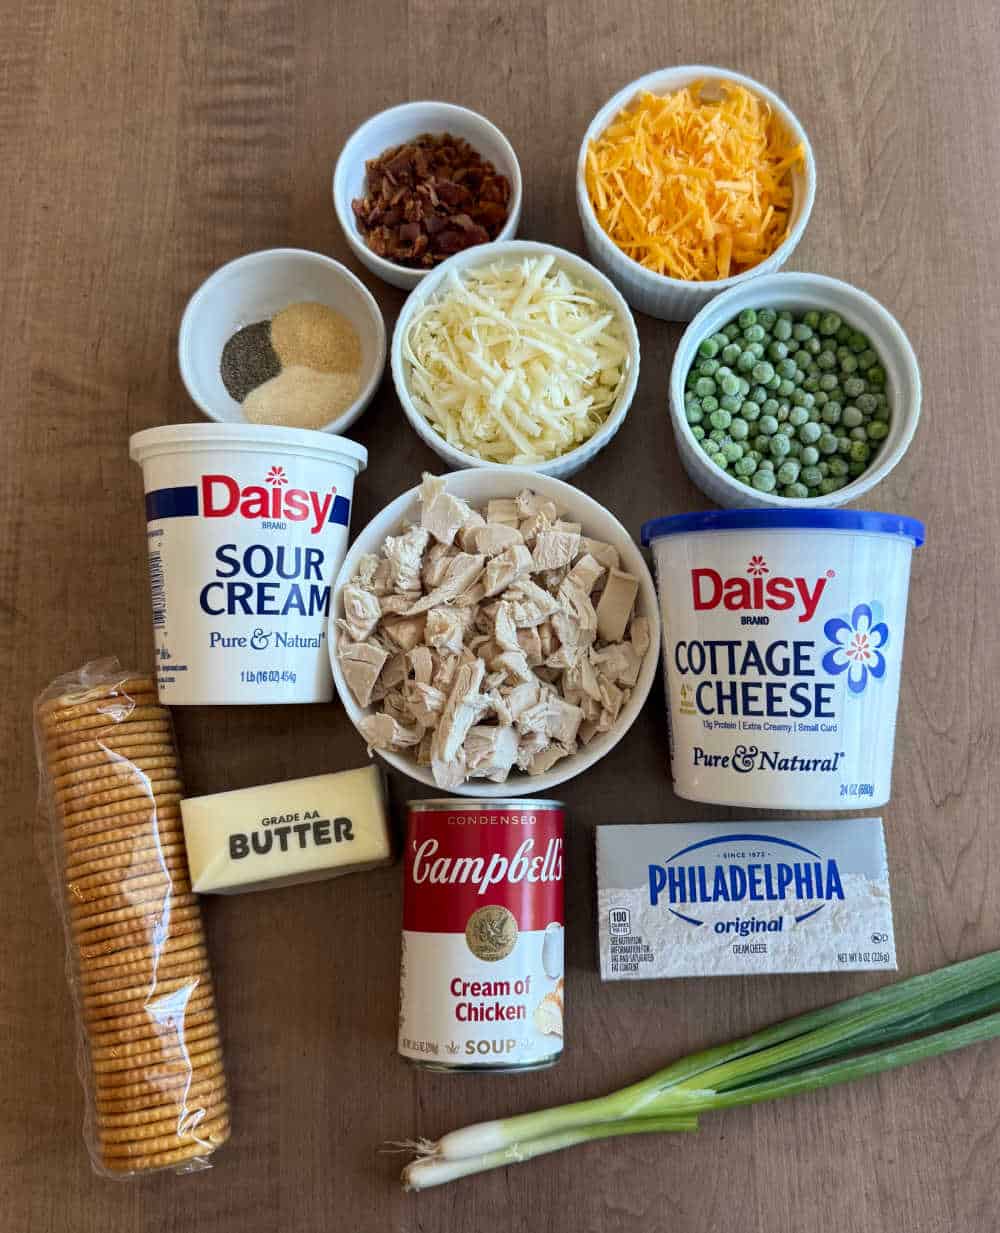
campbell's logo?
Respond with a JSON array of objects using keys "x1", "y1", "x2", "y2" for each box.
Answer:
[
  {"x1": 202, "y1": 466, "x2": 338, "y2": 535},
  {"x1": 411, "y1": 837, "x2": 563, "y2": 894},
  {"x1": 691, "y1": 555, "x2": 832, "y2": 624}
]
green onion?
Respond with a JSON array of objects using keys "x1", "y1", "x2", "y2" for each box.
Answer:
[{"x1": 401, "y1": 949, "x2": 1000, "y2": 1191}]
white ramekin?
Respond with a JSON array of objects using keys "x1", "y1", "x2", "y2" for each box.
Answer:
[
  {"x1": 332, "y1": 101, "x2": 523, "y2": 292},
  {"x1": 391, "y1": 240, "x2": 641, "y2": 479},
  {"x1": 329, "y1": 468, "x2": 660, "y2": 797},
  {"x1": 178, "y1": 248, "x2": 386, "y2": 433},
  {"x1": 668, "y1": 272, "x2": 921, "y2": 509},
  {"x1": 576, "y1": 66, "x2": 817, "y2": 322}
]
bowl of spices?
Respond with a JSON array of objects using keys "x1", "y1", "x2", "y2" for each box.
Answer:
[
  {"x1": 668, "y1": 271, "x2": 921, "y2": 507},
  {"x1": 577, "y1": 67, "x2": 816, "y2": 321},
  {"x1": 178, "y1": 248, "x2": 386, "y2": 432},
  {"x1": 391, "y1": 240, "x2": 640, "y2": 478},
  {"x1": 333, "y1": 101, "x2": 522, "y2": 291}
]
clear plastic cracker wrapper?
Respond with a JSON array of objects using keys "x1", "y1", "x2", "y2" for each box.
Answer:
[{"x1": 33, "y1": 658, "x2": 230, "y2": 1177}]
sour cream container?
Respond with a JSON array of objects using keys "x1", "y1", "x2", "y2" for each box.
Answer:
[
  {"x1": 640, "y1": 509, "x2": 924, "y2": 809},
  {"x1": 129, "y1": 423, "x2": 367, "y2": 705}
]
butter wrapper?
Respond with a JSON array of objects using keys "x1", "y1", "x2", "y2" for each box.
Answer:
[{"x1": 596, "y1": 818, "x2": 896, "y2": 979}]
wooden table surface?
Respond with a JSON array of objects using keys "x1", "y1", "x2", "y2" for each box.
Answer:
[{"x1": 4, "y1": 2, "x2": 1000, "y2": 1229}]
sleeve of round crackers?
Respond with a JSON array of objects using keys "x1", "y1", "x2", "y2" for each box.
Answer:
[{"x1": 34, "y1": 659, "x2": 230, "y2": 1177}]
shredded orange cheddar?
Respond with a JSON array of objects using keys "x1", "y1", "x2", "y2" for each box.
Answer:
[{"x1": 586, "y1": 81, "x2": 804, "y2": 282}]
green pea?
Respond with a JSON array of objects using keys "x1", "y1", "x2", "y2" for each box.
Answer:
[
  {"x1": 847, "y1": 331, "x2": 868, "y2": 353},
  {"x1": 819, "y1": 477, "x2": 846, "y2": 495},
  {"x1": 849, "y1": 426, "x2": 868, "y2": 442},
  {"x1": 805, "y1": 336, "x2": 822, "y2": 356},
  {"x1": 734, "y1": 455, "x2": 758, "y2": 477},
  {"x1": 709, "y1": 409, "x2": 732, "y2": 430},
  {"x1": 759, "y1": 415, "x2": 779, "y2": 436},
  {"x1": 867, "y1": 366, "x2": 886, "y2": 388},
  {"x1": 801, "y1": 445, "x2": 820, "y2": 466},
  {"x1": 694, "y1": 377, "x2": 715, "y2": 397},
  {"x1": 722, "y1": 342, "x2": 742, "y2": 364},
  {"x1": 816, "y1": 350, "x2": 837, "y2": 370},
  {"x1": 757, "y1": 308, "x2": 777, "y2": 330},
  {"x1": 741, "y1": 400, "x2": 761, "y2": 422},
  {"x1": 738, "y1": 308, "x2": 757, "y2": 329},
  {"x1": 752, "y1": 469, "x2": 777, "y2": 493},
  {"x1": 724, "y1": 322, "x2": 741, "y2": 340},
  {"x1": 711, "y1": 451, "x2": 729, "y2": 469},
  {"x1": 836, "y1": 324, "x2": 853, "y2": 344},
  {"x1": 818, "y1": 312, "x2": 841, "y2": 336},
  {"x1": 698, "y1": 359, "x2": 719, "y2": 378},
  {"x1": 828, "y1": 456, "x2": 849, "y2": 477},
  {"x1": 691, "y1": 424, "x2": 705, "y2": 440},
  {"x1": 792, "y1": 322, "x2": 813, "y2": 342},
  {"x1": 843, "y1": 376, "x2": 865, "y2": 399},
  {"x1": 813, "y1": 391, "x2": 828, "y2": 407},
  {"x1": 803, "y1": 374, "x2": 820, "y2": 392},
  {"x1": 842, "y1": 405, "x2": 863, "y2": 429},
  {"x1": 747, "y1": 341, "x2": 765, "y2": 359},
  {"x1": 743, "y1": 323, "x2": 766, "y2": 344},
  {"x1": 786, "y1": 407, "x2": 807, "y2": 429},
  {"x1": 700, "y1": 436, "x2": 715, "y2": 454},
  {"x1": 819, "y1": 372, "x2": 839, "y2": 391},
  {"x1": 840, "y1": 353, "x2": 859, "y2": 375},
  {"x1": 774, "y1": 358, "x2": 795, "y2": 380},
  {"x1": 848, "y1": 460, "x2": 867, "y2": 477},
  {"x1": 757, "y1": 458, "x2": 774, "y2": 471},
  {"x1": 718, "y1": 374, "x2": 740, "y2": 397},
  {"x1": 800, "y1": 466, "x2": 823, "y2": 487},
  {"x1": 765, "y1": 374, "x2": 782, "y2": 392},
  {"x1": 736, "y1": 350, "x2": 757, "y2": 373},
  {"x1": 753, "y1": 434, "x2": 770, "y2": 453},
  {"x1": 784, "y1": 482, "x2": 810, "y2": 499},
  {"x1": 701, "y1": 395, "x2": 719, "y2": 413},
  {"x1": 708, "y1": 428, "x2": 728, "y2": 444},
  {"x1": 857, "y1": 349, "x2": 877, "y2": 371},
  {"x1": 776, "y1": 378, "x2": 794, "y2": 398},
  {"x1": 774, "y1": 318, "x2": 792, "y2": 342},
  {"x1": 723, "y1": 441, "x2": 743, "y2": 463},
  {"x1": 803, "y1": 310, "x2": 820, "y2": 329},
  {"x1": 699, "y1": 337, "x2": 719, "y2": 358},
  {"x1": 819, "y1": 434, "x2": 839, "y2": 455},
  {"x1": 770, "y1": 434, "x2": 791, "y2": 459},
  {"x1": 745, "y1": 449, "x2": 762, "y2": 464},
  {"x1": 798, "y1": 421, "x2": 822, "y2": 445},
  {"x1": 751, "y1": 385, "x2": 769, "y2": 404},
  {"x1": 837, "y1": 436, "x2": 852, "y2": 455},
  {"x1": 730, "y1": 417, "x2": 750, "y2": 441},
  {"x1": 751, "y1": 361, "x2": 775, "y2": 384},
  {"x1": 686, "y1": 405, "x2": 704, "y2": 424},
  {"x1": 867, "y1": 421, "x2": 889, "y2": 441},
  {"x1": 777, "y1": 459, "x2": 801, "y2": 485},
  {"x1": 822, "y1": 402, "x2": 842, "y2": 425},
  {"x1": 768, "y1": 340, "x2": 789, "y2": 362},
  {"x1": 873, "y1": 404, "x2": 891, "y2": 423},
  {"x1": 818, "y1": 462, "x2": 830, "y2": 477},
  {"x1": 738, "y1": 377, "x2": 751, "y2": 396}
]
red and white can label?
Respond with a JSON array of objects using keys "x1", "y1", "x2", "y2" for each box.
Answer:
[{"x1": 399, "y1": 805, "x2": 565, "y2": 1068}]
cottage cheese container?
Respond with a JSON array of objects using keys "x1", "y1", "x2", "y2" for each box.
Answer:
[
  {"x1": 641, "y1": 510, "x2": 924, "y2": 809},
  {"x1": 130, "y1": 423, "x2": 367, "y2": 704}
]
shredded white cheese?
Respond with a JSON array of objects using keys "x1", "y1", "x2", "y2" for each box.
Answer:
[{"x1": 402, "y1": 255, "x2": 629, "y2": 464}]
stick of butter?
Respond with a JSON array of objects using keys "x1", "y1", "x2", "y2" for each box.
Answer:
[{"x1": 180, "y1": 766, "x2": 393, "y2": 894}]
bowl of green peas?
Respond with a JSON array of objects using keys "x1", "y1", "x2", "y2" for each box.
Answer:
[{"x1": 670, "y1": 272, "x2": 921, "y2": 507}]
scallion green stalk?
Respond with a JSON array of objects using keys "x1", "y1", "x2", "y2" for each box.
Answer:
[{"x1": 401, "y1": 950, "x2": 1000, "y2": 1189}]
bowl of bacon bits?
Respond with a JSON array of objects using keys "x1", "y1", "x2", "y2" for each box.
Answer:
[
  {"x1": 333, "y1": 101, "x2": 522, "y2": 291},
  {"x1": 329, "y1": 470, "x2": 660, "y2": 797}
]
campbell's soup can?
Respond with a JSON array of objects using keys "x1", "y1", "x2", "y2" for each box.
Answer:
[{"x1": 399, "y1": 799, "x2": 565, "y2": 1072}]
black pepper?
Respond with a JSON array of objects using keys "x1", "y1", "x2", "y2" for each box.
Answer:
[{"x1": 220, "y1": 321, "x2": 281, "y2": 402}]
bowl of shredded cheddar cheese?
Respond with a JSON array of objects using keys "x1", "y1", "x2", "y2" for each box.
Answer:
[{"x1": 577, "y1": 67, "x2": 816, "y2": 321}]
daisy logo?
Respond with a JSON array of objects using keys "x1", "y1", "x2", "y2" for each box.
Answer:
[
  {"x1": 747, "y1": 555, "x2": 769, "y2": 576},
  {"x1": 822, "y1": 604, "x2": 889, "y2": 695},
  {"x1": 266, "y1": 465, "x2": 288, "y2": 487}
]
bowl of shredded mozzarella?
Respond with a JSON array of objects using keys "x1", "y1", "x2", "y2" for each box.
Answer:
[{"x1": 391, "y1": 241, "x2": 640, "y2": 478}]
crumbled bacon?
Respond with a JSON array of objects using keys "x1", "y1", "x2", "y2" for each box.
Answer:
[{"x1": 352, "y1": 133, "x2": 511, "y2": 269}]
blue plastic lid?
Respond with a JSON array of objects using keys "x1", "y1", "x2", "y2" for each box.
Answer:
[{"x1": 641, "y1": 508, "x2": 925, "y2": 547}]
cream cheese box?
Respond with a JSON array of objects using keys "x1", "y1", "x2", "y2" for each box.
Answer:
[
  {"x1": 596, "y1": 818, "x2": 896, "y2": 979},
  {"x1": 180, "y1": 765, "x2": 393, "y2": 894}
]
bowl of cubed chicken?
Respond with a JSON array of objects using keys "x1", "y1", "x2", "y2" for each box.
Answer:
[{"x1": 330, "y1": 470, "x2": 660, "y2": 796}]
